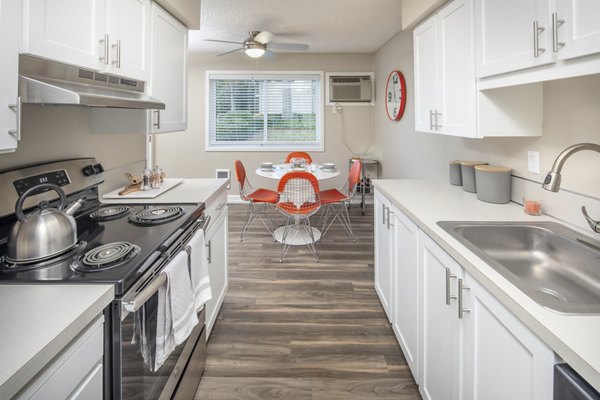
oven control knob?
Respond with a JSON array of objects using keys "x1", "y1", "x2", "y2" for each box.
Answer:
[
  {"x1": 93, "y1": 163, "x2": 105, "y2": 174},
  {"x1": 82, "y1": 165, "x2": 96, "y2": 176}
]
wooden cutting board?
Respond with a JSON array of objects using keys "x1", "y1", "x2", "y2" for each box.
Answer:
[{"x1": 102, "y1": 178, "x2": 184, "y2": 199}]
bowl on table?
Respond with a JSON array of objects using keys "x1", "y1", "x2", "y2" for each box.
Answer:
[{"x1": 260, "y1": 162, "x2": 274, "y2": 171}]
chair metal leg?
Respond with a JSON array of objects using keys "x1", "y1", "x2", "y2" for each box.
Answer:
[
  {"x1": 240, "y1": 201, "x2": 254, "y2": 242},
  {"x1": 305, "y1": 218, "x2": 319, "y2": 262},
  {"x1": 279, "y1": 217, "x2": 292, "y2": 263}
]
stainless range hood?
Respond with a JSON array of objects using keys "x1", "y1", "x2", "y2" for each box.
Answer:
[{"x1": 19, "y1": 54, "x2": 165, "y2": 110}]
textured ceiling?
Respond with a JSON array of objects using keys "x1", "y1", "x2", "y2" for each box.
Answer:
[{"x1": 189, "y1": 0, "x2": 404, "y2": 55}]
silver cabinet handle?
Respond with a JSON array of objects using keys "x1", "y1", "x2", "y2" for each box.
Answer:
[
  {"x1": 429, "y1": 110, "x2": 434, "y2": 130},
  {"x1": 99, "y1": 34, "x2": 109, "y2": 64},
  {"x1": 112, "y1": 39, "x2": 121, "y2": 68},
  {"x1": 552, "y1": 13, "x2": 565, "y2": 52},
  {"x1": 8, "y1": 97, "x2": 21, "y2": 140},
  {"x1": 206, "y1": 240, "x2": 212, "y2": 263},
  {"x1": 382, "y1": 204, "x2": 387, "y2": 225},
  {"x1": 153, "y1": 110, "x2": 161, "y2": 130},
  {"x1": 434, "y1": 110, "x2": 442, "y2": 130},
  {"x1": 533, "y1": 21, "x2": 546, "y2": 57},
  {"x1": 458, "y1": 278, "x2": 470, "y2": 319},
  {"x1": 445, "y1": 267, "x2": 457, "y2": 305},
  {"x1": 387, "y1": 210, "x2": 394, "y2": 229}
]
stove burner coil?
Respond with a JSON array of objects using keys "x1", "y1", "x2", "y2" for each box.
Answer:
[
  {"x1": 89, "y1": 205, "x2": 131, "y2": 221},
  {"x1": 73, "y1": 241, "x2": 140, "y2": 272},
  {"x1": 129, "y1": 206, "x2": 184, "y2": 226},
  {"x1": 1, "y1": 242, "x2": 87, "y2": 272}
]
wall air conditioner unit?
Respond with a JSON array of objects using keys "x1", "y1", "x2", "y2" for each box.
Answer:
[{"x1": 326, "y1": 72, "x2": 374, "y2": 106}]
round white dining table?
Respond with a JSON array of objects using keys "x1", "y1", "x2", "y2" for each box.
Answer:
[
  {"x1": 254, "y1": 164, "x2": 341, "y2": 246},
  {"x1": 255, "y1": 164, "x2": 340, "y2": 180}
]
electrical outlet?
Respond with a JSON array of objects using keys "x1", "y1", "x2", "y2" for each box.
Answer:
[
  {"x1": 528, "y1": 151, "x2": 540, "y2": 174},
  {"x1": 332, "y1": 103, "x2": 343, "y2": 114}
]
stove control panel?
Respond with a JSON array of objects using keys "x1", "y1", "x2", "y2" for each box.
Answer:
[
  {"x1": 13, "y1": 170, "x2": 70, "y2": 196},
  {"x1": 82, "y1": 163, "x2": 104, "y2": 177}
]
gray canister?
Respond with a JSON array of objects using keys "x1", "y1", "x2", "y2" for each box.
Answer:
[
  {"x1": 460, "y1": 161, "x2": 487, "y2": 193},
  {"x1": 475, "y1": 165, "x2": 512, "y2": 204},
  {"x1": 449, "y1": 161, "x2": 462, "y2": 186}
]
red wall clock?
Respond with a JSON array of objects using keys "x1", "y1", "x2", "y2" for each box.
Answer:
[{"x1": 385, "y1": 70, "x2": 407, "y2": 121}]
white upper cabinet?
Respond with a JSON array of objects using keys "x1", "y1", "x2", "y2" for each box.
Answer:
[
  {"x1": 22, "y1": 0, "x2": 150, "y2": 81},
  {"x1": 475, "y1": 0, "x2": 552, "y2": 78},
  {"x1": 22, "y1": 0, "x2": 106, "y2": 71},
  {"x1": 475, "y1": 0, "x2": 600, "y2": 82},
  {"x1": 414, "y1": 0, "x2": 476, "y2": 138},
  {"x1": 414, "y1": 14, "x2": 438, "y2": 134},
  {"x1": 0, "y1": 0, "x2": 21, "y2": 153},
  {"x1": 107, "y1": 0, "x2": 151, "y2": 81},
  {"x1": 554, "y1": 0, "x2": 600, "y2": 61},
  {"x1": 149, "y1": 3, "x2": 187, "y2": 133}
]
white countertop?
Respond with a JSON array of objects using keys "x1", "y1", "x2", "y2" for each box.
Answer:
[
  {"x1": 373, "y1": 179, "x2": 600, "y2": 392},
  {"x1": 0, "y1": 284, "x2": 114, "y2": 399},
  {"x1": 101, "y1": 178, "x2": 229, "y2": 205}
]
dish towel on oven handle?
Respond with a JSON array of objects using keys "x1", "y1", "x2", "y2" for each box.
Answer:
[
  {"x1": 155, "y1": 250, "x2": 199, "y2": 371},
  {"x1": 188, "y1": 228, "x2": 212, "y2": 312}
]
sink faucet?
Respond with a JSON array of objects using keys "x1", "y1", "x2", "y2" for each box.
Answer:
[{"x1": 543, "y1": 142, "x2": 600, "y2": 233}]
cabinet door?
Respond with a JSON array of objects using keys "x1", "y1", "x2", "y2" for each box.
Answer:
[
  {"x1": 0, "y1": 0, "x2": 20, "y2": 153},
  {"x1": 437, "y1": 0, "x2": 476, "y2": 138},
  {"x1": 374, "y1": 191, "x2": 392, "y2": 321},
  {"x1": 414, "y1": 14, "x2": 438, "y2": 134},
  {"x1": 392, "y1": 206, "x2": 419, "y2": 379},
  {"x1": 419, "y1": 233, "x2": 462, "y2": 400},
  {"x1": 150, "y1": 3, "x2": 188, "y2": 133},
  {"x1": 463, "y1": 272, "x2": 555, "y2": 400},
  {"x1": 555, "y1": 0, "x2": 600, "y2": 61},
  {"x1": 107, "y1": 0, "x2": 150, "y2": 81},
  {"x1": 475, "y1": 0, "x2": 552, "y2": 77},
  {"x1": 204, "y1": 205, "x2": 228, "y2": 338},
  {"x1": 22, "y1": 0, "x2": 106, "y2": 70}
]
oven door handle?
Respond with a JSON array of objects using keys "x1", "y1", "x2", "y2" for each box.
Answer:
[
  {"x1": 201, "y1": 215, "x2": 211, "y2": 232},
  {"x1": 123, "y1": 273, "x2": 167, "y2": 313}
]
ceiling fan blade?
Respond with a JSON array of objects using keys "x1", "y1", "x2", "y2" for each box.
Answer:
[
  {"x1": 215, "y1": 48, "x2": 244, "y2": 57},
  {"x1": 267, "y1": 42, "x2": 309, "y2": 52},
  {"x1": 205, "y1": 39, "x2": 243, "y2": 45},
  {"x1": 254, "y1": 31, "x2": 275, "y2": 44}
]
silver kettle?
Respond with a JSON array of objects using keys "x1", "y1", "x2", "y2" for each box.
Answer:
[{"x1": 7, "y1": 183, "x2": 86, "y2": 263}]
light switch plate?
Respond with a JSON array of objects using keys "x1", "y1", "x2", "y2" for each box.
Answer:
[{"x1": 528, "y1": 151, "x2": 540, "y2": 174}]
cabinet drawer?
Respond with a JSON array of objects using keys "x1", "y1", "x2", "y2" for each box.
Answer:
[
  {"x1": 204, "y1": 188, "x2": 227, "y2": 226},
  {"x1": 17, "y1": 316, "x2": 104, "y2": 400}
]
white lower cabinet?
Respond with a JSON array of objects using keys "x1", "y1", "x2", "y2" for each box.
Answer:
[
  {"x1": 391, "y1": 206, "x2": 419, "y2": 379},
  {"x1": 204, "y1": 196, "x2": 228, "y2": 338},
  {"x1": 16, "y1": 316, "x2": 104, "y2": 400},
  {"x1": 419, "y1": 232, "x2": 463, "y2": 400},
  {"x1": 374, "y1": 189, "x2": 556, "y2": 399},
  {"x1": 463, "y1": 272, "x2": 555, "y2": 400},
  {"x1": 374, "y1": 190, "x2": 393, "y2": 321}
]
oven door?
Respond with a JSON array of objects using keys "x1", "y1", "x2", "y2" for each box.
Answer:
[{"x1": 111, "y1": 275, "x2": 206, "y2": 400}]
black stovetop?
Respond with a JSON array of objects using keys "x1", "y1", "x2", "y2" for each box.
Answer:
[{"x1": 0, "y1": 195, "x2": 204, "y2": 295}]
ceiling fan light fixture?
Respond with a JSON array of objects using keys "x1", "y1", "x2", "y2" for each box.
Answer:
[{"x1": 244, "y1": 42, "x2": 266, "y2": 58}]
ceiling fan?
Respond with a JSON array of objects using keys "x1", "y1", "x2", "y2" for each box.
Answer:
[{"x1": 205, "y1": 30, "x2": 309, "y2": 58}]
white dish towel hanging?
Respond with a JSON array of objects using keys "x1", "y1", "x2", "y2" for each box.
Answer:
[{"x1": 155, "y1": 250, "x2": 199, "y2": 370}]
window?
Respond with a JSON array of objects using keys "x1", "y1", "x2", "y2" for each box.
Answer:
[{"x1": 207, "y1": 72, "x2": 323, "y2": 151}]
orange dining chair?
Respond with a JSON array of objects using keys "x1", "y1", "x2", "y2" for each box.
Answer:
[
  {"x1": 285, "y1": 151, "x2": 313, "y2": 164},
  {"x1": 319, "y1": 160, "x2": 362, "y2": 240},
  {"x1": 234, "y1": 160, "x2": 279, "y2": 241},
  {"x1": 276, "y1": 171, "x2": 321, "y2": 262}
]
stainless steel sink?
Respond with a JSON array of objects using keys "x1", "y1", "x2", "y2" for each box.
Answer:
[{"x1": 437, "y1": 221, "x2": 600, "y2": 314}]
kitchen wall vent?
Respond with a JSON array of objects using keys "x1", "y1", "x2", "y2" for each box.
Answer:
[{"x1": 326, "y1": 72, "x2": 374, "y2": 105}]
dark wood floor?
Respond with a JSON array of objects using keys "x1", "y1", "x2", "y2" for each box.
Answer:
[{"x1": 195, "y1": 203, "x2": 421, "y2": 400}]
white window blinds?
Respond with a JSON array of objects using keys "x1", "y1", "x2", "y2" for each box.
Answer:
[{"x1": 208, "y1": 73, "x2": 322, "y2": 150}]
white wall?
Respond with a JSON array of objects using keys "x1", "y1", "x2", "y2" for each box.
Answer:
[
  {"x1": 373, "y1": 27, "x2": 600, "y2": 229},
  {"x1": 155, "y1": 52, "x2": 375, "y2": 194},
  {"x1": 0, "y1": 106, "x2": 146, "y2": 193}
]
